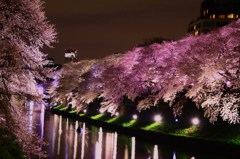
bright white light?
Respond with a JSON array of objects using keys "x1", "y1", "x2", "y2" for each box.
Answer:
[
  {"x1": 133, "y1": 114, "x2": 138, "y2": 120},
  {"x1": 173, "y1": 152, "x2": 176, "y2": 159},
  {"x1": 175, "y1": 118, "x2": 179, "y2": 122},
  {"x1": 131, "y1": 137, "x2": 136, "y2": 159},
  {"x1": 81, "y1": 123, "x2": 86, "y2": 159},
  {"x1": 115, "y1": 112, "x2": 119, "y2": 116},
  {"x1": 83, "y1": 109, "x2": 87, "y2": 113},
  {"x1": 192, "y1": 117, "x2": 200, "y2": 125},
  {"x1": 154, "y1": 115, "x2": 162, "y2": 122},
  {"x1": 191, "y1": 157, "x2": 195, "y2": 159},
  {"x1": 153, "y1": 145, "x2": 158, "y2": 159}
]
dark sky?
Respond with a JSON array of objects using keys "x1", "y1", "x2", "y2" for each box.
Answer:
[{"x1": 45, "y1": 0, "x2": 202, "y2": 64}]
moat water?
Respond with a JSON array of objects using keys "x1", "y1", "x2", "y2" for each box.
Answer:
[{"x1": 31, "y1": 105, "x2": 229, "y2": 159}]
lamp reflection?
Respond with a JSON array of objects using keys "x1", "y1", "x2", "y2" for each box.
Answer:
[
  {"x1": 124, "y1": 145, "x2": 129, "y2": 159},
  {"x1": 73, "y1": 121, "x2": 78, "y2": 159},
  {"x1": 64, "y1": 119, "x2": 69, "y2": 159},
  {"x1": 105, "y1": 133, "x2": 113, "y2": 159},
  {"x1": 113, "y1": 132, "x2": 118, "y2": 159},
  {"x1": 40, "y1": 104, "x2": 45, "y2": 139},
  {"x1": 153, "y1": 145, "x2": 158, "y2": 159},
  {"x1": 104, "y1": 131, "x2": 118, "y2": 159},
  {"x1": 173, "y1": 152, "x2": 176, "y2": 159},
  {"x1": 57, "y1": 115, "x2": 62, "y2": 155},
  {"x1": 131, "y1": 137, "x2": 135, "y2": 159},
  {"x1": 95, "y1": 127, "x2": 103, "y2": 159},
  {"x1": 52, "y1": 114, "x2": 58, "y2": 153},
  {"x1": 66, "y1": 118, "x2": 69, "y2": 130},
  {"x1": 81, "y1": 123, "x2": 86, "y2": 159}
]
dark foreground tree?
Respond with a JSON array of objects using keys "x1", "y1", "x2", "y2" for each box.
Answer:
[{"x1": 0, "y1": 0, "x2": 56, "y2": 158}]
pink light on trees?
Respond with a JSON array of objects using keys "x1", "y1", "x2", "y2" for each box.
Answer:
[{"x1": 52, "y1": 19, "x2": 240, "y2": 124}]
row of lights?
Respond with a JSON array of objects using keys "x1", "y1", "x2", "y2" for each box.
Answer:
[
  {"x1": 82, "y1": 109, "x2": 200, "y2": 126},
  {"x1": 55, "y1": 101, "x2": 199, "y2": 126},
  {"x1": 132, "y1": 114, "x2": 162, "y2": 122},
  {"x1": 132, "y1": 114, "x2": 200, "y2": 126}
]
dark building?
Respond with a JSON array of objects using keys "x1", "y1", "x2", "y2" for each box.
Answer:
[
  {"x1": 188, "y1": 0, "x2": 240, "y2": 35},
  {"x1": 64, "y1": 48, "x2": 78, "y2": 63}
]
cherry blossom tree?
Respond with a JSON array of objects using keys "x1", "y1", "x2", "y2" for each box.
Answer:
[
  {"x1": 0, "y1": 0, "x2": 56, "y2": 158},
  {"x1": 52, "y1": 54, "x2": 122, "y2": 112},
  {"x1": 53, "y1": 19, "x2": 240, "y2": 124}
]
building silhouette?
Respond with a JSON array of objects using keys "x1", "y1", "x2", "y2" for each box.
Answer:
[
  {"x1": 188, "y1": 0, "x2": 240, "y2": 35},
  {"x1": 64, "y1": 48, "x2": 78, "y2": 63}
]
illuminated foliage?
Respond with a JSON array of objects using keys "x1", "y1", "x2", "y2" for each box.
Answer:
[
  {"x1": 53, "y1": 20, "x2": 240, "y2": 124},
  {"x1": 0, "y1": 0, "x2": 56, "y2": 158}
]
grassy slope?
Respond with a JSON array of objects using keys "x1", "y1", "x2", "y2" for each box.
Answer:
[{"x1": 52, "y1": 105, "x2": 240, "y2": 146}]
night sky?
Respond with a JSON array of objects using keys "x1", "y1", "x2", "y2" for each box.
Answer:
[{"x1": 45, "y1": 0, "x2": 202, "y2": 64}]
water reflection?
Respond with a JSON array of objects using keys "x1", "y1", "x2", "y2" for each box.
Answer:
[
  {"x1": 73, "y1": 121, "x2": 78, "y2": 159},
  {"x1": 81, "y1": 123, "x2": 86, "y2": 159},
  {"x1": 113, "y1": 132, "x2": 118, "y2": 159},
  {"x1": 30, "y1": 106, "x2": 230, "y2": 159},
  {"x1": 95, "y1": 127, "x2": 103, "y2": 159},
  {"x1": 57, "y1": 115, "x2": 62, "y2": 155},
  {"x1": 131, "y1": 137, "x2": 135, "y2": 159},
  {"x1": 153, "y1": 145, "x2": 158, "y2": 159},
  {"x1": 40, "y1": 104, "x2": 45, "y2": 139},
  {"x1": 173, "y1": 152, "x2": 176, "y2": 159}
]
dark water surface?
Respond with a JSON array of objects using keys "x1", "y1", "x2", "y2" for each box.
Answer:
[{"x1": 31, "y1": 105, "x2": 231, "y2": 159}]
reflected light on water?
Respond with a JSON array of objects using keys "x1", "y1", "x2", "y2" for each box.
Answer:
[
  {"x1": 105, "y1": 133, "x2": 113, "y2": 159},
  {"x1": 104, "y1": 131, "x2": 118, "y2": 159},
  {"x1": 52, "y1": 114, "x2": 59, "y2": 153},
  {"x1": 95, "y1": 142, "x2": 101, "y2": 159},
  {"x1": 31, "y1": 112, "x2": 229, "y2": 159},
  {"x1": 81, "y1": 123, "x2": 86, "y2": 159},
  {"x1": 153, "y1": 145, "x2": 159, "y2": 159},
  {"x1": 65, "y1": 124, "x2": 70, "y2": 159},
  {"x1": 113, "y1": 132, "x2": 118, "y2": 159},
  {"x1": 173, "y1": 152, "x2": 176, "y2": 159},
  {"x1": 40, "y1": 104, "x2": 45, "y2": 139},
  {"x1": 59, "y1": 115, "x2": 62, "y2": 134},
  {"x1": 65, "y1": 118, "x2": 69, "y2": 158},
  {"x1": 57, "y1": 115, "x2": 62, "y2": 155},
  {"x1": 66, "y1": 118, "x2": 69, "y2": 130},
  {"x1": 131, "y1": 137, "x2": 136, "y2": 159},
  {"x1": 95, "y1": 127, "x2": 103, "y2": 159},
  {"x1": 124, "y1": 145, "x2": 129, "y2": 159},
  {"x1": 73, "y1": 121, "x2": 78, "y2": 159}
]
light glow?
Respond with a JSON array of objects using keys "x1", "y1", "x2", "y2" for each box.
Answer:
[
  {"x1": 81, "y1": 123, "x2": 86, "y2": 159},
  {"x1": 132, "y1": 114, "x2": 138, "y2": 120},
  {"x1": 192, "y1": 117, "x2": 200, "y2": 125},
  {"x1": 131, "y1": 137, "x2": 135, "y2": 159},
  {"x1": 73, "y1": 121, "x2": 78, "y2": 159},
  {"x1": 153, "y1": 145, "x2": 158, "y2": 159},
  {"x1": 154, "y1": 115, "x2": 162, "y2": 122}
]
